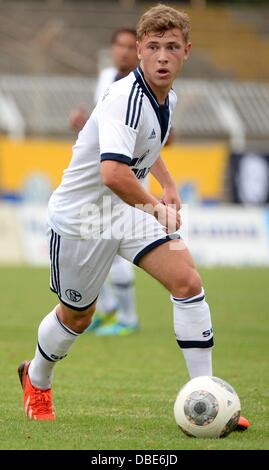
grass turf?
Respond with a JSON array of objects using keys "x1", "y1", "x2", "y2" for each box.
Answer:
[{"x1": 0, "y1": 266, "x2": 268, "y2": 450}]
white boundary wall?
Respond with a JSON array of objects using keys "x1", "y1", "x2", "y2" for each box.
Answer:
[{"x1": 1, "y1": 203, "x2": 269, "y2": 267}]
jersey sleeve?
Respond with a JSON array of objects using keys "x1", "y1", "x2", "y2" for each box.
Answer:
[{"x1": 99, "y1": 91, "x2": 141, "y2": 165}]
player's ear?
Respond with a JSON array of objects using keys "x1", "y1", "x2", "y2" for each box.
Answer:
[
  {"x1": 184, "y1": 42, "x2": 192, "y2": 61},
  {"x1": 136, "y1": 41, "x2": 142, "y2": 60}
]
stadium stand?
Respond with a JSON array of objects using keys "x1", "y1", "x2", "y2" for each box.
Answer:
[
  {"x1": 0, "y1": 1, "x2": 142, "y2": 75},
  {"x1": 0, "y1": 2, "x2": 269, "y2": 80},
  {"x1": 184, "y1": 5, "x2": 269, "y2": 81},
  {"x1": 0, "y1": 75, "x2": 94, "y2": 136},
  {"x1": 1, "y1": 75, "x2": 269, "y2": 143},
  {"x1": 0, "y1": 1, "x2": 268, "y2": 146}
]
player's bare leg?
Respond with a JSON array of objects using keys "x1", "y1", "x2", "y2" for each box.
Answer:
[
  {"x1": 18, "y1": 301, "x2": 96, "y2": 420},
  {"x1": 57, "y1": 302, "x2": 96, "y2": 333}
]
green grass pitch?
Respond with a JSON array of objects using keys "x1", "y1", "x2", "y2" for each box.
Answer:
[{"x1": 0, "y1": 266, "x2": 268, "y2": 450}]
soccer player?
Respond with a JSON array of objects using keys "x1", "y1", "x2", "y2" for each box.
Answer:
[
  {"x1": 70, "y1": 28, "x2": 140, "y2": 336},
  {"x1": 18, "y1": 4, "x2": 249, "y2": 429},
  {"x1": 70, "y1": 28, "x2": 138, "y2": 131}
]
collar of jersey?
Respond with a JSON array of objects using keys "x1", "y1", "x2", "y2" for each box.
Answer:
[
  {"x1": 133, "y1": 66, "x2": 170, "y2": 143},
  {"x1": 133, "y1": 66, "x2": 169, "y2": 110}
]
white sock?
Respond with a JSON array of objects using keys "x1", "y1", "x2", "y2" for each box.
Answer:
[
  {"x1": 180, "y1": 348, "x2": 213, "y2": 378},
  {"x1": 112, "y1": 282, "x2": 138, "y2": 326},
  {"x1": 171, "y1": 289, "x2": 213, "y2": 378},
  {"x1": 110, "y1": 256, "x2": 138, "y2": 327},
  {"x1": 28, "y1": 307, "x2": 81, "y2": 389}
]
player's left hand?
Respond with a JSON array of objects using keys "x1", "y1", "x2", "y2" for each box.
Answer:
[{"x1": 161, "y1": 184, "x2": 181, "y2": 211}]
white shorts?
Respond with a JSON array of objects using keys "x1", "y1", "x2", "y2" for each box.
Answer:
[{"x1": 48, "y1": 205, "x2": 180, "y2": 311}]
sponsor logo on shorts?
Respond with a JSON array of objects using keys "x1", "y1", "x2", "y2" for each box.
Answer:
[{"x1": 65, "y1": 289, "x2": 82, "y2": 303}]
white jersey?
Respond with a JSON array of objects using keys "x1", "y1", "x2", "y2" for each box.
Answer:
[
  {"x1": 94, "y1": 67, "x2": 117, "y2": 104},
  {"x1": 48, "y1": 66, "x2": 177, "y2": 238}
]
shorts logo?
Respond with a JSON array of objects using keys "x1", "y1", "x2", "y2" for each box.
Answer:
[{"x1": 65, "y1": 289, "x2": 82, "y2": 303}]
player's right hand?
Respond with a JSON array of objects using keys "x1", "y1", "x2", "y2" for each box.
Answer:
[{"x1": 153, "y1": 202, "x2": 181, "y2": 233}]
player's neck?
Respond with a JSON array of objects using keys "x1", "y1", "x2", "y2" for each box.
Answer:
[{"x1": 140, "y1": 65, "x2": 170, "y2": 105}]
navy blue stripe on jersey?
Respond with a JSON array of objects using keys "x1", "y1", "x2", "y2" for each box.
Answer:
[
  {"x1": 125, "y1": 82, "x2": 144, "y2": 130},
  {"x1": 133, "y1": 233, "x2": 181, "y2": 266},
  {"x1": 177, "y1": 337, "x2": 214, "y2": 349},
  {"x1": 101, "y1": 153, "x2": 131, "y2": 165},
  {"x1": 133, "y1": 67, "x2": 170, "y2": 143},
  {"x1": 129, "y1": 84, "x2": 139, "y2": 128},
  {"x1": 134, "y1": 67, "x2": 159, "y2": 108},
  {"x1": 129, "y1": 84, "x2": 140, "y2": 128},
  {"x1": 125, "y1": 81, "x2": 137, "y2": 126},
  {"x1": 134, "y1": 89, "x2": 144, "y2": 130},
  {"x1": 159, "y1": 102, "x2": 170, "y2": 143}
]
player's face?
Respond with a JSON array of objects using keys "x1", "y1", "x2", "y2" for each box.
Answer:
[
  {"x1": 137, "y1": 28, "x2": 191, "y2": 98},
  {"x1": 112, "y1": 32, "x2": 138, "y2": 74}
]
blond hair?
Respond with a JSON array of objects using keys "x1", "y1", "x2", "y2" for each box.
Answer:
[{"x1": 136, "y1": 4, "x2": 190, "y2": 43}]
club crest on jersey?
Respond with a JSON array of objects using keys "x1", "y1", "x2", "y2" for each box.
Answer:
[
  {"x1": 65, "y1": 289, "x2": 82, "y2": 303},
  {"x1": 148, "y1": 128, "x2": 156, "y2": 140}
]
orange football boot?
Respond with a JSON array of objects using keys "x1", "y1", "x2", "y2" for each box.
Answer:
[
  {"x1": 18, "y1": 361, "x2": 56, "y2": 421},
  {"x1": 236, "y1": 415, "x2": 250, "y2": 431}
]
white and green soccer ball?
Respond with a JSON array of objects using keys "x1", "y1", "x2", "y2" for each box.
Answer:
[{"x1": 174, "y1": 376, "x2": 241, "y2": 438}]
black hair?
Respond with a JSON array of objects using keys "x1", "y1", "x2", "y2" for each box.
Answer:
[{"x1": 111, "y1": 28, "x2": 137, "y2": 44}]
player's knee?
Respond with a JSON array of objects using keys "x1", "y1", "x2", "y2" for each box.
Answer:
[
  {"x1": 170, "y1": 269, "x2": 202, "y2": 299},
  {"x1": 58, "y1": 302, "x2": 96, "y2": 333},
  {"x1": 72, "y1": 310, "x2": 95, "y2": 331}
]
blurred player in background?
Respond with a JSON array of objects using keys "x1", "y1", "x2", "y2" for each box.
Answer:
[
  {"x1": 70, "y1": 28, "x2": 139, "y2": 336},
  {"x1": 70, "y1": 28, "x2": 138, "y2": 131}
]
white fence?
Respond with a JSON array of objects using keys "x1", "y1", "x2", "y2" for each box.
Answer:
[
  {"x1": 1, "y1": 76, "x2": 269, "y2": 141},
  {"x1": 1, "y1": 202, "x2": 269, "y2": 267}
]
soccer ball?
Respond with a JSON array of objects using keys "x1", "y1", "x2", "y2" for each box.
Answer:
[{"x1": 174, "y1": 376, "x2": 241, "y2": 438}]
